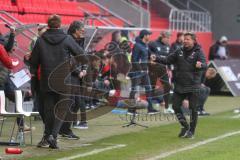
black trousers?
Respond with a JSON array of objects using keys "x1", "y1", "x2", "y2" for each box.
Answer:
[
  {"x1": 172, "y1": 91, "x2": 199, "y2": 134},
  {"x1": 60, "y1": 96, "x2": 86, "y2": 134},
  {"x1": 148, "y1": 64, "x2": 171, "y2": 109},
  {"x1": 42, "y1": 91, "x2": 71, "y2": 138},
  {"x1": 198, "y1": 86, "x2": 210, "y2": 111}
]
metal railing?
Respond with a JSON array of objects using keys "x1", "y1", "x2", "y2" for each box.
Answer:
[
  {"x1": 127, "y1": 0, "x2": 150, "y2": 11},
  {"x1": 128, "y1": 0, "x2": 150, "y2": 27},
  {"x1": 77, "y1": 6, "x2": 116, "y2": 27},
  {"x1": 166, "y1": 0, "x2": 209, "y2": 12},
  {"x1": 169, "y1": 9, "x2": 211, "y2": 32},
  {"x1": 90, "y1": 0, "x2": 150, "y2": 27},
  {"x1": 0, "y1": 11, "x2": 40, "y2": 61}
]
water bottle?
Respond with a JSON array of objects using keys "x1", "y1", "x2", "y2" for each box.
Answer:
[
  {"x1": 5, "y1": 148, "x2": 23, "y2": 154},
  {"x1": 16, "y1": 131, "x2": 25, "y2": 146}
]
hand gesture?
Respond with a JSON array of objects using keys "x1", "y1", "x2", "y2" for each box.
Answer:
[{"x1": 196, "y1": 61, "x2": 202, "y2": 68}]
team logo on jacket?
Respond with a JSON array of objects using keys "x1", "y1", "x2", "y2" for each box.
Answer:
[{"x1": 189, "y1": 52, "x2": 196, "y2": 59}]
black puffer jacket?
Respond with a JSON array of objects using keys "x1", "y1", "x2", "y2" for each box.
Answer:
[
  {"x1": 156, "y1": 44, "x2": 207, "y2": 93},
  {"x1": 30, "y1": 29, "x2": 85, "y2": 92}
]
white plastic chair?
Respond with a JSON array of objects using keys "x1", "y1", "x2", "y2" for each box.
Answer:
[
  {"x1": 15, "y1": 90, "x2": 39, "y2": 116},
  {"x1": 15, "y1": 90, "x2": 39, "y2": 144},
  {"x1": 0, "y1": 90, "x2": 24, "y2": 145}
]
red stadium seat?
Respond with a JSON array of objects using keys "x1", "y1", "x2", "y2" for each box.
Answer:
[{"x1": 0, "y1": 0, "x2": 18, "y2": 12}]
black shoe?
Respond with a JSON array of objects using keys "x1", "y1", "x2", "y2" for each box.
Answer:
[
  {"x1": 60, "y1": 133, "x2": 80, "y2": 140},
  {"x1": 47, "y1": 135, "x2": 59, "y2": 149},
  {"x1": 178, "y1": 128, "x2": 188, "y2": 138},
  {"x1": 183, "y1": 131, "x2": 194, "y2": 139},
  {"x1": 37, "y1": 136, "x2": 49, "y2": 148},
  {"x1": 148, "y1": 109, "x2": 159, "y2": 114}
]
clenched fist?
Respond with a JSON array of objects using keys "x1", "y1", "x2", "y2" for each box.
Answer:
[{"x1": 196, "y1": 61, "x2": 202, "y2": 68}]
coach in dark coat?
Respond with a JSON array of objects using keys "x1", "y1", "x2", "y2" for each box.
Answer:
[{"x1": 152, "y1": 32, "x2": 207, "y2": 138}]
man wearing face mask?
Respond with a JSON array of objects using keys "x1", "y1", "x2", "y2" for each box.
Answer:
[
  {"x1": 59, "y1": 21, "x2": 88, "y2": 140},
  {"x1": 151, "y1": 32, "x2": 207, "y2": 138},
  {"x1": 148, "y1": 31, "x2": 174, "y2": 114}
]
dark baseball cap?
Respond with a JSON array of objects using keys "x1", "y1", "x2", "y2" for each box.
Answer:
[{"x1": 139, "y1": 29, "x2": 152, "y2": 38}]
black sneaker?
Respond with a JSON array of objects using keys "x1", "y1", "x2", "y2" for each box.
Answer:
[
  {"x1": 61, "y1": 133, "x2": 80, "y2": 140},
  {"x1": 47, "y1": 135, "x2": 59, "y2": 149},
  {"x1": 183, "y1": 131, "x2": 194, "y2": 139},
  {"x1": 73, "y1": 122, "x2": 88, "y2": 129},
  {"x1": 37, "y1": 136, "x2": 49, "y2": 148},
  {"x1": 147, "y1": 109, "x2": 159, "y2": 114},
  {"x1": 178, "y1": 128, "x2": 188, "y2": 138}
]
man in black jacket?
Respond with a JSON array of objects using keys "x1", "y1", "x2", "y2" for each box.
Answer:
[
  {"x1": 59, "y1": 21, "x2": 87, "y2": 139},
  {"x1": 151, "y1": 32, "x2": 207, "y2": 138},
  {"x1": 30, "y1": 15, "x2": 85, "y2": 149}
]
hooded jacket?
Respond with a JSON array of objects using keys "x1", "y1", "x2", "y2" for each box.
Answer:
[{"x1": 30, "y1": 29, "x2": 84, "y2": 92}]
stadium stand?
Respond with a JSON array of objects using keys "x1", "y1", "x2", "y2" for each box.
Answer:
[{"x1": 0, "y1": 0, "x2": 213, "y2": 61}]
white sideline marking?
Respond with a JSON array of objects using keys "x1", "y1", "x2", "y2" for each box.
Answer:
[
  {"x1": 57, "y1": 144, "x2": 126, "y2": 160},
  {"x1": 146, "y1": 130, "x2": 240, "y2": 160},
  {"x1": 231, "y1": 114, "x2": 240, "y2": 119}
]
